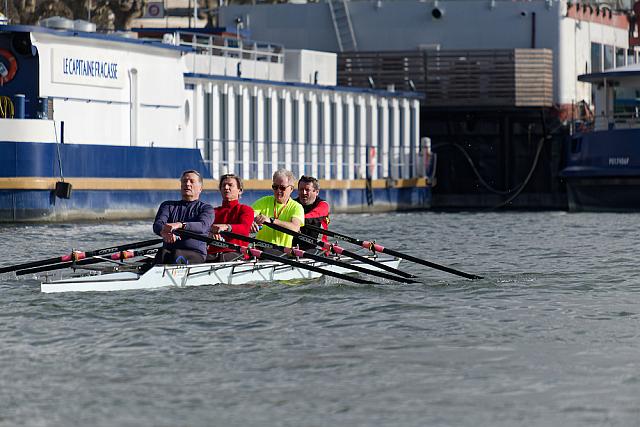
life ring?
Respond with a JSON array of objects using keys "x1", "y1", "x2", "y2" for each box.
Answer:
[{"x1": 0, "y1": 48, "x2": 17, "y2": 85}]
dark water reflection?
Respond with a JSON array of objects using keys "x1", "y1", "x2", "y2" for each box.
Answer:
[{"x1": 0, "y1": 212, "x2": 639, "y2": 426}]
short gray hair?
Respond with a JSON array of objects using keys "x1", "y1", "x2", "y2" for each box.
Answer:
[
  {"x1": 273, "y1": 169, "x2": 295, "y2": 186},
  {"x1": 181, "y1": 170, "x2": 203, "y2": 185}
]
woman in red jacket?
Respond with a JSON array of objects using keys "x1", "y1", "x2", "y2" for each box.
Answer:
[{"x1": 206, "y1": 173, "x2": 255, "y2": 262}]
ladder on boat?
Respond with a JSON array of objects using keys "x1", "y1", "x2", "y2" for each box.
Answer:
[{"x1": 327, "y1": 0, "x2": 358, "y2": 52}]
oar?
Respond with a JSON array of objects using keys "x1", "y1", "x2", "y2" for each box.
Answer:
[
  {"x1": 174, "y1": 229, "x2": 375, "y2": 285},
  {"x1": 263, "y1": 222, "x2": 416, "y2": 279},
  {"x1": 0, "y1": 238, "x2": 162, "y2": 275},
  {"x1": 221, "y1": 230, "x2": 417, "y2": 284},
  {"x1": 303, "y1": 224, "x2": 483, "y2": 280},
  {"x1": 16, "y1": 247, "x2": 160, "y2": 276}
]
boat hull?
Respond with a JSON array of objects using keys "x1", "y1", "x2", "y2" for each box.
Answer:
[
  {"x1": 565, "y1": 177, "x2": 640, "y2": 212},
  {"x1": 0, "y1": 141, "x2": 431, "y2": 221},
  {"x1": 40, "y1": 256, "x2": 402, "y2": 293},
  {"x1": 561, "y1": 129, "x2": 640, "y2": 212}
]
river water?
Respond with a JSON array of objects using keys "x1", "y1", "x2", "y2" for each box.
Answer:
[{"x1": 0, "y1": 211, "x2": 638, "y2": 426}]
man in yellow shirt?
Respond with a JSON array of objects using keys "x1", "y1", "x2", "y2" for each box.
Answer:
[{"x1": 252, "y1": 169, "x2": 305, "y2": 247}]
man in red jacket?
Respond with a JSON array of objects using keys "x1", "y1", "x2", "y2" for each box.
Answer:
[
  {"x1": 206, "y1": 173, "x2": 255, "y2": 262},
  {"x1": 293, "y1": 175, "x2": 330, "y2": 250}
]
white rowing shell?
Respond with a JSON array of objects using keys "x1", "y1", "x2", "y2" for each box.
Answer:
[{"x1": 40, "y1": 256, "x2": 401, "y2": 293}]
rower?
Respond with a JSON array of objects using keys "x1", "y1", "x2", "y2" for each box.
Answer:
[
  {"x1": 251, "y1": 169, "x2": 305, "y2": 248},
  {"x1": 293, "y1": 175, "x2": 330, "y2": 251},
  {"x1": 152, "y1": 170, "x2": 214, "y2": 264},
  {"x1": 206, "y1": 173, "x2": 254, "y2": 262}
]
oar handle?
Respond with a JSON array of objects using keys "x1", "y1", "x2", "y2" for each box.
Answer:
[
  {"x1": 303, "y1": 224, "x2": 362, "y2": 246},
  {"x1": 175, "y1": 229, "x2": 242, "y2": 253},
  {"x1": 263, "y1": 222, "x2": 322, "y2": 248},
  {"x1": 221, "y1": 231, "x2": 281, "y2": 252},
  {"x1": 180, "y1": 229, "x2": 373, "y2": 285}
]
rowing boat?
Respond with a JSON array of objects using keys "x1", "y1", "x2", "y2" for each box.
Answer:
[
  {"x1": 40, "y1": 255, "x2": 401, "y2": 293},
  {"x1": 17, "y1": 224, "x2": 480, "y2": 293}
]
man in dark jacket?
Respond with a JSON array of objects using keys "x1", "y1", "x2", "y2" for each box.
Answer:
[{"x1": 152, "y1": 170, "x2": 214, "y2": 264}]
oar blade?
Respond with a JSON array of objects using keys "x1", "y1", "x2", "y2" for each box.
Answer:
[
  {"x1": 0, "y1": 255, "x2": 65, "y2": 275},
  {"x1": 0, "y1": 238, "x2": 162, "y2": 275},
  {"x1": 16, "y1": 247, "x2": 160, "y2": 276},
  {"x1": 17, "y1": 258, "x2": 105, "y2": 276},
  {"x1": 301, "y1": 223, "x2": 483, "y2": 280},
  {"x1": 382, "y1": 247, "x2": 483, "y2": 280}
]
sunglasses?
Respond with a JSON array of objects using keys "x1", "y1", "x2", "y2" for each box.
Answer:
[{"x1": 272, "y1": 184, "x2": 292, "y2": 191}]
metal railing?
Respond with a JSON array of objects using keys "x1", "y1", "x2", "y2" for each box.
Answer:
[
  {"x1": 173, "y1": 31, "x2": 284, "y2": 64},
  {"x1": 195, "y1": 138, "x2": 425, "y2": 181},
  {"x1": 591, "y1": 110, "x2": 640, "y2": 131}
]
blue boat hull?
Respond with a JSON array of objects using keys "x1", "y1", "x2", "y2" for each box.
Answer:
[
  {"x1": 0, "y1": 141, "x2": 431, "y2": 221},
  {"x1": 564, "y1": 177, "x2": 640, "y2": 212},
  {"x1": 560, "y1": 129, "x2": 640, "y2": 212}
]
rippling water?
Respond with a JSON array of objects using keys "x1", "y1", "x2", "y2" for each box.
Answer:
[{"x1": 1, "y1": 212, "x2": 639, "y2": 426}]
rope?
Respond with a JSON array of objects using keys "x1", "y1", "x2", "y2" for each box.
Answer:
[
  {"x1": 432, "y1": 142, "x2": 513, "y2": 195},
  {"x1": 53, "y1": 122, "x2": 65, "y2": 182},
  {"x1": 0, "y1": 96, "x2": 14, "y2": 118},
  {"x1": 432, "y1": 123, "x2": 565, "y2": 209},
  {"x1": 491, "y1": 123, "x2": 565, "y2": 209}
]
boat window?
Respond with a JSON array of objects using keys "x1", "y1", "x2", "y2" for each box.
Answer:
[
  {"x1": 277, "y1": 97, "x2": 285, "y2": 170},
  {"x1": 399, "y1": 105, "x2": 405, "y2": 178},
  {"x1": 250, "y1": 95, "x2": 257, "y2": 179},
  {"x1": 318, "y1": 100, "x2": 324, "y2": 178},
  {"x1": 388, "y1": 104, "x2": 395, "y2": 179},
  {"x1": 220, "y1": 92, "x2": 228, "y2": 175},
  {"x1": 377, "y1": 104, "x2": 384, "y2": 178},
  {"x1": 627, "y1": 49, "x2": 636, "y2": 65},
  {"x1": 264, "y1": 96, "x2": 272, "y2": 179},
  {"x1": 604, "y1": 45, "x2": 614, "y2": 70},
  {"x1": 342, "y1": 102, "x2": 350, "y2": 179},
  {"x1": 616, "y1": 48, "x2": 625, "y2": 68},
  {"x1": 354, "y1": 104, "x2": 361, "y2": 177},
  {"x1": 330, "y1": 101, "x2": 337, "y2": 178},
  {"x1": 305, "y1": 99, "x2": 312, "y2": 176},
  {"x1": 410, "y1": 106, "x2": 416, "y2": 178},
  {"x1": 613, "y1": 86, "x2": 640, "y2": 121},
  {"x1": 292, "y1": 98, "x2": 299, "y2": 173},
  {"x1": 236, "y1": 93, "x2": 243, "y2": 174},
  {"x1": 366, "y1": 104, "x2": 373, "y2": 178},
  {"x1": 591, "y1": 42, "x2": 602, "y2": 73}
]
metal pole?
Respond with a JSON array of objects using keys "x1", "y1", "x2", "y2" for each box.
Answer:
[{"x1": 194, "y1": 0, "x2": 198, "y2": 27}]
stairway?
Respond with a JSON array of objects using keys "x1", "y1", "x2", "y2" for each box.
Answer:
[{"x1": 327, "y1": 0, "x2": 358, "y2": 52}]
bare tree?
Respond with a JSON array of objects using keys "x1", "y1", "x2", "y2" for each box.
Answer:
[
  {"x1": 106, "y1": 0, "x2": 143, "y2": 30},
  {"x1": 4, "y1": 0, "x2": 142, "y2": 30},
  {"x1": 30, "y1": 0, "x2": 73, "y2": 23},
  {"x1": 204, "y1": 0, "x2": 218, "y2": 28}
]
